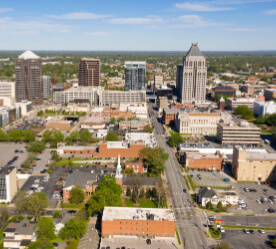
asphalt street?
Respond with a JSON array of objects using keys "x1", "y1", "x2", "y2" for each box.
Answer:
[
  {"x1": 221, "y1": 215, "x2": 276, "y2": 227},
  {"x1": 149, "y1": 103, "x2": 209, "y2": 249}
]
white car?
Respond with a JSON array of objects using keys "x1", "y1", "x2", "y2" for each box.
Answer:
[
  {"x1": 244, "y1": 229, "x2": 250, "y2": 234},
  {"x1": 220, "y1": 227, "x2": 225, "y2": 233},
  {"x1": 52, "y1": 194, "x2": 60, "y2": 199},
  {"x1": 258, "y1": 229, "x2": 265, "y2": 234},
  {"x1": 256, "y1": 200, "x2": 261, "y2": 204},
  {"x1": 244, "y1": 188, "x2": 249, "y2": 192}
]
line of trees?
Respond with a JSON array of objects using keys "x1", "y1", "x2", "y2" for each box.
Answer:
[
  {"x1": 0, "y1": 129, "x2": 35, "y2": 142},
  {"x1": 65, "y1": 129, "x2": 98, "y2": 146}
]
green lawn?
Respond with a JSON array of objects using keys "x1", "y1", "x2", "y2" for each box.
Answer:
[
  {"x1": 176, "y1": 229, "x2": 181, "y2": 245},
  {"x1": 260, "y1": 128, "x2": 274, "y2": 134},
  {"x1": 223, "y1": 225, "x2": 276, "y2": 230},
  {"x1": 62, "y1": 203, "x2": 85, "y2": 209},
  {"x1": 124, "y1": 199, "x2": 164, "y2": 208},
  {"x1": 209, "y1": 228, "x2": 221, "y2": 239}
]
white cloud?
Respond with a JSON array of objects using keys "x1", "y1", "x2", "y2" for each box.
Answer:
[
  {"x1": 173, "y1": 15, "x2": 220, "y2": 27},
  {"x1": 228, "y1": 27, "x2": 255, "y2": 31},
  {"x1": 0, "y1": 17, "x2": 71, "y2": 34},
  {"x1": 109, "y1": 16, "x2": 162, "y2": 24},
  {"x1": 0, "y1": 8, "x2": 13, "y2": 13},
  {"x1": 175, "y1": 2, "x2": 232, "y2": 11},
  {"x1": 263, "y1": 9, "x2": 276, "y2": 15},
  {"x1": 213, "y1": 0, "x2": 275, "y2": 4},
  {"x1": 87, "y1": 32, "x2": 110, "y2": 36},
  {"x1": 47, "y1": 12, "x2": 111, "y2": 20}
]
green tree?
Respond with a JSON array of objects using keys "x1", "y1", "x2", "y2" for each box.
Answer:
[
  {"x1": 42, "y1": 130, "x2": 53, "y2": 143},
  {"x1": 151, "y1": 187, "x2": 157, "y2": 199},
  {"x1": 139, "y1": 147, "x2": 169, "y2": 176},
  {"x1": 8, "y1": 129, "x2": 22, "y2": 141},
  {"x1": 21, "y1": 129, "x2": 35, "y2": 142},
  {"x1": 145, "y1": 189, "x2": 152, "y2": 199},
  {"x1": 70, "y1": 185, "x2": 85, "y2": 204},
  {"x1": 144, "y1": 124, "x2": 153, "y2": 133},
  {"x1": 51, "y1": 151, "x2": 61, "y2": 162},
  {"x1": 59, "y1": 217, "x2": 88, "y2": 240},
  {"x1": 79, "y1": 129, "x2": 92, "y2": 145},
  {"x1": 15, "y1": 191, "x2": 28, "y2": 216},
  {"x1": 51, "y1": 130, "x2": 64, "y2": 147},
  {"x1": 37, "y1": 110, "x2": 44, "y2": 117},
  {"x1": 235, "y1": 105, "x2": 254, "y2": 119},
  {"x1": 272, "y1": 238, "x2": 276, "y2": 248},
  {"x1": 126, "y1": 188, "x2": 131, "y2": 197},
  {"x1": 139, "y1": 189, "x2": 145, "y2": 198},
  {"x1": 0, "y1": 129, "x2": 8, "y2": 141},
  {"x1": 117, "y1": 117, "x2": 125, "y2": 122},
  {"x1": 110, "y1": 117, "x2": 116, "y2": 124},
  {"x1": 53, "y1": 210, "x2": 61, "y2": 219},
  {"x1": 27, "y1": 192, "x2": 48, "y2": 221},
  {"x1": 105, "y1": 131, "x2": 118, "y2": 141},
  {"x1": 69, "y1": 131, "x2": 80, "y2": 142},
  {"x1": 0, "y1": 208, "x2": 10, "y2": 228},
  {"x1": 206, "y1": 201, "x2": 213, "y2": 210},
  {"x1": 27, "y1": 238, "x2": 54, "y2": 249},
  {"x1": 217, "y1": 201, "x2": 223, "y2": 210},
  {"x1": 65, "y1": 240, "x2": 79, "y2": 249},
  {"x1": 131, "y1": 186, "x2": 139, "y2": 204},
  {"x1": 36, "y1": 217, "x2": 56, "y2": 240},
  {"x1": 98, "y1": 175, "x2": 122, "y2": 196},
  {"x1": 169, "y1": 132, "x2": 184, "y2": 147},
  {"x1": 28, "y1": 141, "x2": 45, "y2": 153}
]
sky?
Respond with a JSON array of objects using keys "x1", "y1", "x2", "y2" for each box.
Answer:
[{"x1": 0, "y1": 0, "x2": 276, "y2": 51}]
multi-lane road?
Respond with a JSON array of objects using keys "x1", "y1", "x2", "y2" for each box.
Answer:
[{"x1": 149, "y1": 103, "x2": 209, "y2": 249}]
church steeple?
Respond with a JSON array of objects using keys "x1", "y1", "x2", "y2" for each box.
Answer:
[{"x1": 115, "y1": 154, "x2": 122, "y2": 186}]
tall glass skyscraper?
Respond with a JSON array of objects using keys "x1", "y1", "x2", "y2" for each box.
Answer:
[{"x1": 125, "y1": 61, "x2": 146, "y2": 91}]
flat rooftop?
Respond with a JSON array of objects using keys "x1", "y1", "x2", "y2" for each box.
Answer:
[
  {"x1": 0, "y1": 166, "x2": 15, "y2": 175},
  {"x1": 218, "y1": 121, "x2": 260, "y2": 129},
  {"x1": 246, "y1": 152, "x2": 276, "y2": 160},
  {"x1": 102, "y1": 207, "x2": 175, "y2": 222},
  {"x1": 59, "y1": 145, "x2": 97, "y2": 151}
]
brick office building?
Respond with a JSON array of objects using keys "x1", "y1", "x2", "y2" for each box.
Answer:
[
  {"x1": 162, "y1": 108, "x2": 179, "y2": 125},
  {"x1": 183, "y1": 151, "x2": 223, "y2": 171},
  {"x1": 125, "y1": 160, "x2": 146, "y2": 173},
  {"x1": 101, "y1": 207, "x2": 176, "y2": 239}
]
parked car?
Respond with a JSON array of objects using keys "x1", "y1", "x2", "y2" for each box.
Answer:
[
  {"x1": 258, "y1": 229, "x2": 265, "y2": 234},
  {"x1": 263, "y1": 189, "x2": 268, "y2": 193},
  {"x1": 220, "y1": 227, "x2": 225, "y2": 233},
  {"x1": 244, "y1": 187, "x2": 249, "y2": 192},
  {"x1": 40, "y1": 169, "x2": 47, "y2": 174},
  {"x1": 243, "y1": 229, "x2": 250, "y2": 234},
  {"x1": 249, "y1": 230, "x2": 255, "y2": 234},
  {"x1": 223, "y1": 178, "x2": 230, "y2": 182}
]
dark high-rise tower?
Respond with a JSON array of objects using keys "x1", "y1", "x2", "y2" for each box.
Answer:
[
  {"x1": 125, "y1": 61, "x2": 146, "y2": 91},
  {"x1": 78, "y1": 58, "x2": 100, "y2": 87},
  {"x1": 176, "y1": 43, "x2": 207, "y2": 104},
  {"x1": 15, "y1": 51, "x2": 43, "y2": 105}
]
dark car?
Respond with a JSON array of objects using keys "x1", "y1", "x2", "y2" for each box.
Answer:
[
  {"x1": 52, "y1": 242, "x2": 58, "y2": 249},
  {"x1": 249, "y1": 230, "x2": 255, "y2": 234},
  {"x1": 183, "y1": 189, "x2": 187, "y2": 193},
  {"x1": 67, "y1": 210, "x2": 76, "y2": 214},
  {"x1": 249, "y1": 188, "x2": 257, "y2": 192},
  {"x1": 40, "y1": 169, "x2": 47, "y2": 174},
  {"x1": 263, "y1": 189, "x2": 268, "y2": 193},
  {"x1": 190, "y1": 174, "x2": 193, "y2": 177},
  {"x1": 267, "y1": 208, "x2": 274, "y2": 213}
]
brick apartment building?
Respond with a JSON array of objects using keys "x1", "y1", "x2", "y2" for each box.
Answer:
[
  {"x1": 162, "y1": 108, "x2": 179, "y2": 125},
  {"x1": 101, "y1": 207, "x2": 176, "y2": 239}
]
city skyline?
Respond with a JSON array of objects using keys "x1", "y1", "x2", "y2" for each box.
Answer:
[{"x1": 0, "y1": 0, "x2": 275, "y2": 51}]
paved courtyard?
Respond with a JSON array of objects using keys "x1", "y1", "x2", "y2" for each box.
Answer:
[{"x1": 0, "y1": 143, "x2": 27, "y2": 168}]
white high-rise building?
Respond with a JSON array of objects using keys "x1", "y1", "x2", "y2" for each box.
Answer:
[
  {"x1": 42, "y1": 75, "x2": 51, "y2": 99},
  {"x1": 176, "y1": 43, "x2": 207, "y2": 104}
]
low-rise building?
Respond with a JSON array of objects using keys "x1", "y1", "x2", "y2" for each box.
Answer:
[
  {"x1": 119, "y1": 120, "x2": 149, "y2": 131},
  {"x1": 162, "y1": 108, "x2": 179, "y2": 125},
  {"x1": 80, "y1": 116, "x2": 105, "y2": 130},
  {"x1": 101, "y1": 207, "x2": 176, "y2": 238},
  {"x1": 232, "y1": 145, "x2": 276, "y2": 182},
  {"x1": 211, "y1": 86, "x2": 236, "y2": 100},
  {"x1": 156, "y1": 85, "x2": 173, "y2": 101},
  {"x1": 197, "y1": 187, "x2": 238, "y2": 207},
  {"x1": 0, "y1": 167, "x2": 17, "y2": 203},
  {"x1": 57, "y1": 145, "x2": 97, "y2": 155},
  {"x1": 45, "y1": 119, "x2": 73, "y2": 131},
  {"x1": 226, "y1": 97, "x2": 255, "y2": 110},
  {"x1": 0, "y1": 106, "x2": 21, "y2": 127},
  {"x1": 253, "y1": 101, "x2": 276, "y2": 116},
  {"x1": 125, "y1": 132, "x2": 156, "y2": 148},
  {"x1": 175, "y1": 112, "x2": 220, "y2": 135},
  {"x1": 4, "y1": 219, "x2": 36, "y2": 249},
  {"x1": 119, "y1": 103, "x2": 148, "y2": 119},
  {"x1": 125, "y1": 160, "x2": 147, "y2": 173},
  {"x1": 217, "y1": 121, "x2": 260, "y2": 145},
  {"x1": 63, "y1": 171, "x2": 99, "y2": 203},
  {"x1": 184, "y1": 151, "x2": 223, "y2": 171},
  {"x1": 96, "y1": 129, "x2": 108, "y2": 138}
]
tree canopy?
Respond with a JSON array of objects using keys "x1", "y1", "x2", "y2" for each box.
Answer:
[
  {"x1": 105, "y1": 131, "x2": 118, "y2": 141},
  {"x1": 36, "y1": 217, "x2": 56, "y2": 240},
  {"x1": 169, "y1": 132, "x2": 183, "y2": 147},
  {"x1": 79, "y1": 129, "x2": 92, "y2": 145},
  {"x1": 59, "y1": 217, "x2": 88, "y2": 240},
  {"x1": 28, "y1": 141, "x2": 45, "y2": 153},
  {"x1": 235, "y1": 105, "x2": 254, "y2": 119},
  {"x1": 139, "y1": 147, "x2": 169, "y2": 176},
  {"x1": 70, "y1": 185, "x2": 85, "y2": 204}
]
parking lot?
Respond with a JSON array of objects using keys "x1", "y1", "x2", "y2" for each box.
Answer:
[
  {"x1": 0, "y1": 143, "x2": 27, "y2": 168},
  {"x1": 234, "y1": 182, "x2": 276, "y2": 214},
  {"x1": 221, "y1": 230, "x2": 274, "y2": 249},
  {"x1": 188, "y1": 169, "x2": 232, "y2": 188}
]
